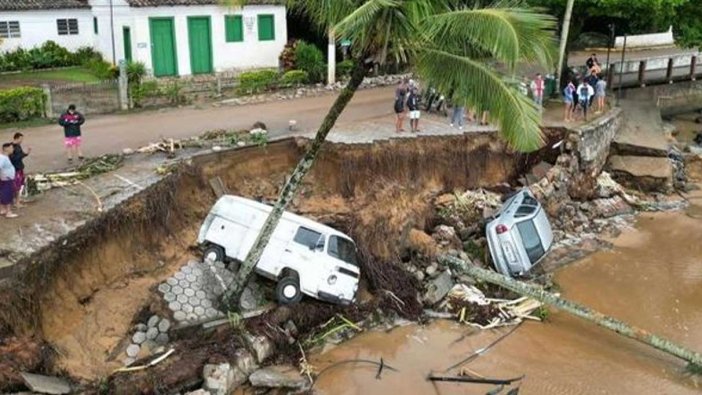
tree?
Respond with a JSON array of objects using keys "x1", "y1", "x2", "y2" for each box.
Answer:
[{"x1": 221, "y1": 0, "x2": 556, "y2": 309}]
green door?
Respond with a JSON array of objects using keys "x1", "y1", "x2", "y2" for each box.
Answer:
[
  {"x1": 149, "y1": 18, "x2": 178, "y2": 77},
  {"x1": 187, "y1": 16, "x2": 213, "y2": 74},
  {"x1": 123, "y1": 26, "x2": 132, "y2": 63}
]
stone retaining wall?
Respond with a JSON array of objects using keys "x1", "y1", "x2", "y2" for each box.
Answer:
[{"x1": 624, "y1": 80, "x2": 702, "y2": 116}]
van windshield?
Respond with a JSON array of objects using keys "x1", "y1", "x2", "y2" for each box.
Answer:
[
  {"x1": 328, "y1": 236, "x2": 359, "y2": 266},
  {"x1": 516, "y1": 220, "x2": 545, "y2": 263}
]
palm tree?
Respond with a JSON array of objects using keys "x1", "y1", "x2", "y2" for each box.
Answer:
[{"x1": 221, "y1": 0, "x2": 556, "y2": 308}]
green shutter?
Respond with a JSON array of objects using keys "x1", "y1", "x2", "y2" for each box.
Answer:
[
  {"x1": 93, "y1": 17, "x2": 98, "y2": 34},
  {"x1": 225, "y1": 15, "x2": 243, "y2": 42},
  {"x1": 257, "y1": 14, "x2": 274, "y2": 41}
]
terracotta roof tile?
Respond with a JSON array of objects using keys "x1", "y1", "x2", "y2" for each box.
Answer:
[{"x1": 0, "y1": 0, "x2": 90, "y2": 11}]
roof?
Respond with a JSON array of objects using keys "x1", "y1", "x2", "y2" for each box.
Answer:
[
  {"x1": 0, "y1": 0, "x2": 89, "y2": 10},
  {"x1": 126, "y1": 0, "x2": 282, "y2": 6}
]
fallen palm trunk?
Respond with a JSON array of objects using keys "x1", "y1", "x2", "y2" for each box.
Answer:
[
  {"x1": 428, "y1": 374, "x2": 523, "y2": 385},
  {"x1": 439, "y1": 255, "x2": 702, "y2": 369}
]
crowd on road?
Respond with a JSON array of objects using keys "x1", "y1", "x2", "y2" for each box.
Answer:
[
  {"x1": 392, "y1": 54, "x2": 609, "y2": 131},
  {"x1": 0, "y1": 104, "x2": 86, "y2": 219}
]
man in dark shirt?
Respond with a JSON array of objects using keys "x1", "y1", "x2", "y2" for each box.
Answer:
[
  {"x1": 407, "y1": 87, "x2": 421, "y2": 133},
  {"x1": 10, "y1": 132, "x2": 30, "y2": 207},
  {"x1": 58, "y1": 104, "x2": 85, "y2": 163}
]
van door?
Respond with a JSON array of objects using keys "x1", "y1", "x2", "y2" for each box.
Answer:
[
  {"x1": 279, "y1": 226, "x2": 326, "y2": 295},
  {"x1": 317, "y1": 235, "x2": 360, "y2": 303}
]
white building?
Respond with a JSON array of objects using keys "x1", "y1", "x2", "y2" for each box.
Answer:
[{"x1": 0, "y1": 0, "x2": 287, "y2": 76}]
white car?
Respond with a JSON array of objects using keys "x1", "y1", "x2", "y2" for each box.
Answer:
[
  {"x1": 485, "y1": 188, "x2": 554, "y2": 277},
  {"x1": 197, "y1": 195, "x2": 360, "y2": 305}
]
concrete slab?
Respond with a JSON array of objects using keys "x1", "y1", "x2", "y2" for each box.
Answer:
[
  {"x1": 613, "y1": 99, "x2": 670, "y2": 157},
  {"x1": 20, "y1": 372, "x2": 71, "y2": 394},
  {"x1": 608, "y1": 155, "x2": 673, "y2": 192}
]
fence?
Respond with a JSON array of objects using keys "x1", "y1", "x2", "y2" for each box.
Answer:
[{"x1": 46, "y1": 79, "x2": 121, "y2": 116}]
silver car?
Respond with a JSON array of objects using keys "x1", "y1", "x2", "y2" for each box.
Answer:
[{"x1": 486, "y1": 188, "x2": 554, "y2": 277}]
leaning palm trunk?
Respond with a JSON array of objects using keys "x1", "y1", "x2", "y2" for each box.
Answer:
[
  {"x1": 222, "y1": 60, "x2": 368, "y2": 309},
  {"x1": 439, "y1": 255, "x2": 702, "y2": 369}
]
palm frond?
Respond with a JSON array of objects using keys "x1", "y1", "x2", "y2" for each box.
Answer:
[
  {"x1": 416, "y1": 49, "x2": 544, "y2": 152},
  {"x1": 425, "y1": 7, "x2": 557, "y2": 71},
  {"x1": 287, "y1": 0, "x2": 356, "y2": 32}
]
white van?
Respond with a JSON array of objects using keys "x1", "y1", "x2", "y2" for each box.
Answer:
[{"x1": 197, "y1": 196, "x2": 360, "y2": 305}]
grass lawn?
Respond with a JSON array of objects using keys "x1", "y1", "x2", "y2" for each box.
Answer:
[{"x1": 0, "y1": 67, "x2": 100, "y2": 88}]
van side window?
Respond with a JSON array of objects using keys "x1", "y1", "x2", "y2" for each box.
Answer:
[
  {"x1": 293, "y1": 227, "x2": 323, "y2": 249},
  {"x1": 328, "y1": 236, "x2": 359, "y2": 266}
]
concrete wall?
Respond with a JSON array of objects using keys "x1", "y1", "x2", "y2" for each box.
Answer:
[
  {"x1": 570, "y1": 107, "x2": 623, "y2": 176},
  {"x1": 91, "y1": 0, "x2": 286, "y2": 76},
  {"x1": 624, "y1": 80, "x2": 702, "y2": 116},
  {"x1": 0, "y1": 9, "x2": 96, "y2": 52},
  {"x1": 616, "y1": 51, "x2": 698, "y2": 73},
  {"x1": 615, "y1": 26, "x2": 674, "y2": 49}
]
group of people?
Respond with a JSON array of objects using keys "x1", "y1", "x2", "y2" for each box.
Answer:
[
  {"x1": 394, "y1": 78, "x2": 422, "y2": 133},
  {"x1": 0, "y1": 133, "x2": 30, "y2": 218},
  {"x1": 0, "y1": 104, "x2": 85, "y2": 219},
  {"x1": 563, "y1": 54, "x2": 608, "y2": 122}
]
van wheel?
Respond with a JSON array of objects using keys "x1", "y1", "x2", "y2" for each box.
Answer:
[
  {"x1": 203, "y1": 245, "x2": 225, "y2": 263},
  {"x1": 276, "y1": 273, "x2": 302, "y2": 305}
]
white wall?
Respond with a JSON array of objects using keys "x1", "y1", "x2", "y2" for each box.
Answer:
[
  {"x1": 615, "y1": 26, "x2": 675, "y2": 49},
  {"x1": 0, "y1": 9, "x2": 95, "y2": 52},
  {"x1": 127, "y1": 4, "x2": 286, "y2": 76}
]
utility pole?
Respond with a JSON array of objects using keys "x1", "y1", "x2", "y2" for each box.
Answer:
[
  {"x1": 616, "y1": 34, "x2": 627, "y2": 107},
  {"x1": 327, "y1": 27, "x2": 336, "y2": 85},
  {"x1": 605, "y1": 23, "x2": 615, "y2": 73},
  {"x1": 109, "y1": 0, "x2": 116, "y2": 65},
  {"x1": 555, "y1": 0, "x2": 575, "y2": 89}
]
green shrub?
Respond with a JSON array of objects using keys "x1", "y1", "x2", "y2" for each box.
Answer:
[
  {"x1": 336, "y1": 59, "x2": 355, "y2": 79},
  {"x1": 129, "y1": 80, "x2": 159, "y2": 108},
  {"x1": 281, "y1": 70, "x2": 308, "y2": 87},
  {"x1": 0, "y1": 87, "x2": 45, "y2": 122},
  {"x1": 126, "y1": 61, "x2": 147, "y2": 84},
  {"x1": 85, "y1": 58, "x2": 118, "y2": 80},
  {"x1": 73, "y1": 46, "x2": 103, "y2": 65},
  {"x1": 294, "y1": 41, "x2": 325, "y2": 83},
  {"x1": 0, "y1": 41, "x2": 103, "y2": 72},
  {"x1": 238, "y1": 69, "x2": 279, "y2": 94}
]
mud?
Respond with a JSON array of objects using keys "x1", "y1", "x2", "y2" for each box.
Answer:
[
  {"x1": 0, "y1": 133, "x2": 539, "y2": 385},
  {"x1": 313, "y1": 198, "x2": 702, "y2": 395}
]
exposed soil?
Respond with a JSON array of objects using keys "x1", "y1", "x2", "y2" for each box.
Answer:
[{"x1": 0, "y1": 133, "x2": 544, "y2": 389}]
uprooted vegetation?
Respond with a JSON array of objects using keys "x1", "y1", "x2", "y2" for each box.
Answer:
[{"x1": 0, "y1": 133, "x2": 555, "y2": 392}]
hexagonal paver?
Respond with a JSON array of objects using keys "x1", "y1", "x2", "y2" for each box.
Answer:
[
  {"x1": 184, "y1": 288, "x2": 195, "y2": 297},
  {"x1": 205, "y1": 308, "x2": 220, "y2": 319},
  {"x1": 173, "y1": 311, "x2": 187, "y2": 321},
  {"x1": 192, "y1": 267, "x2": 203, "y2": 276},
  {"x1": 174, "y1": 272, "x2": 186, "y2": 280},
  {"x1": 179, "y1": 279, "x2": 190, "y2": 288},
  {"x1": 166, "y1": 277, "x2": 178, "y2": 286},
  {"x1": 181, "y1": 266, "x2": 192, "y2": 274},
  {"x1": 156, "y1": 333, "x2": 169, "y2": 345},
  {"x1": 126, "y1": 344, "x2": 140, "y2": 358},
  {"x1": 195, "y1": 290, "x2": 206, "y2": 299},
  {"x1": 201, "y1": 299, "x2": 213, "y2": 309},
  {"x1": 186, "y1": 274, "x2": 197, "y2": 282},
  {"x1": 194, "y1": 306, "x2": 205, "y2": 316},
  {"x1": 188, "y1": 296, "x2": 201, "y2": 306},
  {"x1": 186, "y1": 313, "x2": 198, "y2": 322},
  {"x1": 177, "y1": 294, "x2": 188, "y2": 304},
  {"x1": 158, "y1": 283, "x2": 171, "y2": 294},
  {"x1": 164, "y1": 292, "x2": 176, "y2": 302},
  {"x1": 190, "y1": 282, "x2": 202, "y2": 290},
  {"x1": 168, "y1": 301, "x2": 181, "y2": 312},
  {"x1": 182, "y1": 304, "x2": 194, "y2": 314},
  {"x1": 172, "y1": 285, "x2": 183, "y2": 295},
  {"x1": 158, "y1": 319, "x2": 171, "y2": 333}
]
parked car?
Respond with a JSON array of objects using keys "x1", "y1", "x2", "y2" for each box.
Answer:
[
  {"x1": 485, "y1": 188, "x2": 554, "y2": 277},
  {"x1": 197, "y1": 195, "x2": 360, "y2": 305}
]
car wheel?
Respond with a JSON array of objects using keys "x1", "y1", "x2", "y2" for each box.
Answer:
[
  {"x1": 203, "y1": 245, "x2": 225, "y2": 263},
  {"x1": 276, "y1": 273, "x2": 303, "y2": 305}
]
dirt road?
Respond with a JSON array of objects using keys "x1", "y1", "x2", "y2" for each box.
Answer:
[{"x1": 2, "y1": 86, "x2": 396, "y2": 172}]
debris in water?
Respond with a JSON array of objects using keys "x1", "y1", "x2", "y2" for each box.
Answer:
[
  {"x1": 444, "y1": 324, "x2": 522, "y2": 372},
  {"x1": 427, "y1": 373, "x2": 524, "y2": 385}
]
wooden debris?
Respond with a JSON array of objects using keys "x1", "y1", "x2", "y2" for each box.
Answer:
[{"x1": 209, "y1": 177, "x2": 229, "y2": 198}]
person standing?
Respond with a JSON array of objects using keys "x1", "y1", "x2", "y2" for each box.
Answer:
[
  {"x1": 586, "y1": 53, "x2": 601, "y2": 74},
  {"x1": 10, "y1": 132, "x2": 30, "y2": 208},
  {"x1": 530, "y1": 73, "x2": 545, "y2": 109},
  {"x1": 563, "y1": 80, "x2": 576, "y2": 122},
  {"x1": 394, "y1": 79, "x2": 408, "y2": 133},
  {"x1": 407, "y1": 87, "x2": 421, "y2": 133},
  {"x1": 450, "y1": 102, "x2": 466, "y2": 130},
  {"x1": 577, "y1": 80, "x2": 595, "y2": 121},
  {"x1": 0, "y1": 143, "x2": 17, "y2": 218},
  {"x1": 595, "y1": 77, "x2": 607, "y2": 114},
  {"x1": 59, "y1": 104, "x2": 85, "y2": 163}
]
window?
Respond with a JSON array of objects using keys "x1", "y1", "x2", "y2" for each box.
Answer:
[
  {"x1": 328, "y1": 236, "x2": 359, "y2": 266},
  {"x1": 0, "y1": 21, "x2": 21, "y2": 39},
  {"x1": 225, "y1": 15, "x2": 243, "y2": 42},
  {"x1": 93, "y1": 17, "x2": 98, "y2": 34},
  {"x1": 516, "y1": 220, "x2": 545, "y2": 264},
  {"x1": 293, "y1": 227, "x2": 324, "y2": 250},
  {"x1": 257, "y1": 14, "x2": 274, "y2": 41},
  {"x1": 57, "y1": 18, "x2": 79, "y2": 35}
]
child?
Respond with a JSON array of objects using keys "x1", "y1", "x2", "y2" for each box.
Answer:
[
  {"x1": 595, "y1": 77, "x2": 607, "y2": 114},
  {"x1": 58, "y1": 104, "x2": 85, "y2": 163},
  {"x1": 10, "y1": 132, "x2": 30, "y2": 208},
  {"x1": 0, "y1": 143, "x2": 17, "y2": 218},
  {"x1": 576, "y1": 81, "x2": 594, "y2": 121},
  {"x1": 563, "y1": 81, "x2": 576, "y2": 122}
]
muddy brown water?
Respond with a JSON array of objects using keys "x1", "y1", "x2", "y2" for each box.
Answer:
[{"x1": 312, "y1": 207, "x2": 702, "y2": 394}]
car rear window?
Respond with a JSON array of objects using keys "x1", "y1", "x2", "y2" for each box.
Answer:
[
  {"x1": 293, "y1": 227, "x2": 323, "y2": 249},
  {"x1": 328, "y1": 236, "x2": 359, "y2": 266},
  {"x1": 516, "y1": 220, "x2": 545, "y2": 263}
]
